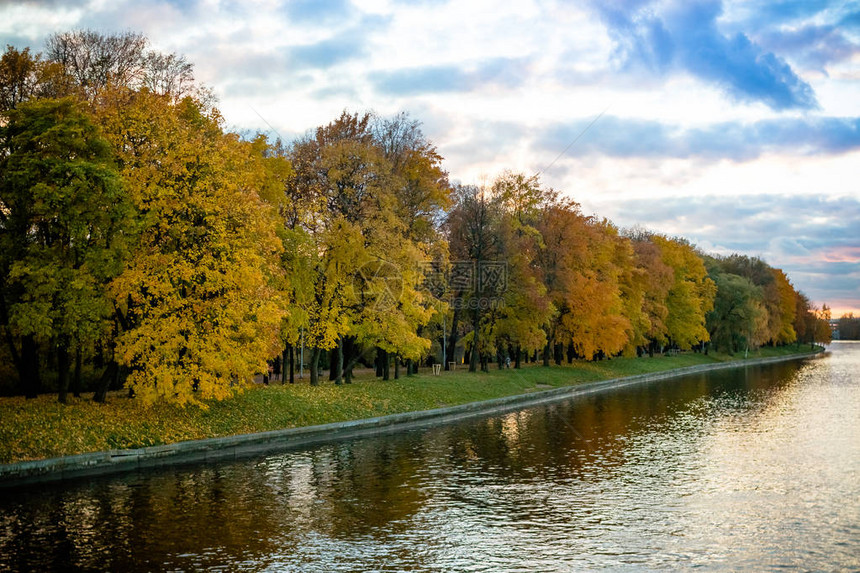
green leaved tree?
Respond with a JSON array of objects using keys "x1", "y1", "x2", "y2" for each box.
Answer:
[{"x1": 0, "y1": 97, "x2": 130, "y2": 400}]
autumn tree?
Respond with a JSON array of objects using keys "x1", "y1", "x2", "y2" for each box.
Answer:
[
  {"x1": 374, "y1": 111, "x2": 451, "y2": 246},
  {"x1": 98, "y1": 88, "x2": 287, "y2": 405},
  {"x1": 373, "y1": 112, "x2": 452, "y2": 375},
  {"x1": 139, "y1": 51, "x2": 196, "y2": 99},
  {"x1": 489, "y1": 172, "x2": 553, "y2": 368},
  {"x1": 287, "y1": 112, "x2": 381, "y2": 385},
  {"x1": 770, "y1": 267, "x2": 798, "y2": 345},
  {"x1": 44, "y1": 30, "x2": 205, "y2": 104},
  {"x1": 445, "y1": 183, "x2": 504, "y2": 371},
  {"x1": 0, "y1": 46, "x2": 40, "y2": 111},
  {"x1": 625, "y1": 231, "x2": 674, "y2": 355},
  {"x1": 45, "y1": 30, "x2": 147, "y2": 100},
  {"x1": 793, "y1": 292, "x2": 813, "y2": 347},
  {"x1": 837, "y1": 313, "x2": 860, "y2": 340},
  {"x1": 813, "y1": 304, "x2": 832, "y2": 346},
  {"x1": 285, "y1": 111, "x2": 435, "y2": 384},
  {"x1": 536, "y1": 199, "x2": 633, "y2": 362},
  {"x1": 0, "y1": 45, "x2": 71, "y2": 112},
  {"x1": 535, "y1": 198, "x2": 584, "y2": 365},
  {"x1": 650, "y1": 236, "x2": 715, "y2": 350}
]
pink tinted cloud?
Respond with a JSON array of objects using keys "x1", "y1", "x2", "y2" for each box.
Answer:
[{"x1": 822, "y1": 246, "x2": 860, "y2": 263}]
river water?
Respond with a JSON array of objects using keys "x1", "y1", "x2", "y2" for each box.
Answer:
[{"x1": 1, "y1": 343, "x2": 858, "y2": 571}]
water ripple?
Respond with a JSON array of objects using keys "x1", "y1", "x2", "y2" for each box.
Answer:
[{"x1": 2, "y1": 343, "x2": 858, "y2": 571}]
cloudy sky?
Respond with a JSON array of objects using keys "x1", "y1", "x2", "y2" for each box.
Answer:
[{"x1": 3, "y1": 0, "x2": 859, "y2": 315}]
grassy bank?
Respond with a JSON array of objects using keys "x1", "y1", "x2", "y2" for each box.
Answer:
[{"x1": 0, "y1": 345, "x2": 821, "y2": 464}]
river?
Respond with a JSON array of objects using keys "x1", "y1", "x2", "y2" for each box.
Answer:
[{"x1": 1, "y1": 342, "x2": 858, "y2": 571}]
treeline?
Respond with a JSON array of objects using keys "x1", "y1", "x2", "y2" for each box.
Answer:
[
  {"x1": 837, "y1": 314, "x2": 860, "y2": 340},
  {"x1": 0, "y1": 32, "x2": 833, "y2": 405}
]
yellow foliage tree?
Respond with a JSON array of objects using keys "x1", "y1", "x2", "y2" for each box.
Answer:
[
  {"x1": 286, "y1": 111, "x2": 435, "y2": 384},
  {"x1": 651, "y1": 235, "x2": 715, "y2": 349},
  {"x1": 626, "y1": 234, "x2": 675, "y2": 355},
  {"x1": 771, "y1": 267, "x2": 798, "y2": 345},
  {"x1": 100, "y1": 89, "x2": 286, "y2": 405},
  {"x1": 538, "y1": 202, "x2": 632, "y2": 361}
]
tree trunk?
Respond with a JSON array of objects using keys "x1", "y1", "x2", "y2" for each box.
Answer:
[
  {"x1": 376, "y1": 347, "x2": 384, "y2": 377},
  {"x1": 469, "y1": 303, "x2": 480, "y2": 373},
  {"x1": 57, "y1": 341, "x2": 70, "y2": 404},
  {"x1": 543, "y1": 340, "x2": 551, "y2": 367},
  {"x1": 273, "y1": 354, "x2": 281, "y2": 381},
  {"x1": 21, "y1": 334, "x2": 42, "y2": 399},
  {"x1": 110, "y1": 364, "x2": 124, "y2": 392},
  {"x1": 344, "y1": 336, "x2": 355, "y2": 384},
  {"x1": 394, "y1": 355, "x2": 400, "y2": 379},
  {"x1": 328, "y1": 348, "x2": 337, "y2": 381},
  {"x1": 93, "y1": 360, "x2": 117, "y2": 403},
  {"x1": 515, "y1": 344, "x2": 521, "y2": 369},
  {"x1": 382, "y1": 350, "x2": 390, "y2": 381},
  {"x1": 288, "y1": 345, "x2": 295, "y2": 384},
  {"x1": 340, "y1": 337, "x2": 362, "y2": 384},
  {"x1": 406, "y1": 358, "x2": 414, "y2": 376},
  {"x1": 72, "y1": 347, "x2": 83, "y2": 397},
  {"x1": 310, "y1": 347, "x2": 321, "y2": 386},
  {"x1": 446, "y1": 308, "x2": 460, "y2": 371},
  {"x1": 335, "y1": 337, "x2": 344, "y2": 385}
]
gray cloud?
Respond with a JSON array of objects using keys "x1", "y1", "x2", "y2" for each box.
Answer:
[
  {"x1": 537, "y1": 115, "x2": 860, "y2": 161},
  {"x1": 288, "y1": 13, "x2": 389, "y2": 70},
  {"x1": 370, "y1": 57, "x2": 532, "y2": 96},
  {"x1": 291, "y1": 34, "x2": 366, "y2": 69},
  {"x1": 589, "y1": 0, "x2": 820, "y2": 110},
  {"x1": 754, "y1": 24, "x2": 860, "y2": 71}
]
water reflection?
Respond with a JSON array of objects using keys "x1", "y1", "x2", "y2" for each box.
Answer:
[{"x1": 1, "y1": 345, "x2": 858, "y2": 571}]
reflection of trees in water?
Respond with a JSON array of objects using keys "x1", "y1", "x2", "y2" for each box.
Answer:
[
  {"x1": 0, "y1": 437, "x2": 435, "y2": 570},
  {"x1": 0, "y1": 360, "x2": 805, "y2": 571},
  {"x1": 298, "y1": 438, "x2": 431, "y2": 537},
  {"x1": 433, "y1": 360, "x2": 803, "y2": 486},
  {"x1": 0, "y1": 463, "x2": 283, "y2": 569}
]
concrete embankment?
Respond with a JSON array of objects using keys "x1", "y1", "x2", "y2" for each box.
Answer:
[{"x1": 0, "y1": 350, "x2": 824, "y2": 488}]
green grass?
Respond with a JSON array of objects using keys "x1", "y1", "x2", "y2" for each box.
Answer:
[{"x1": 0, "y1": 345, "x2": 821, "y2": 464}]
